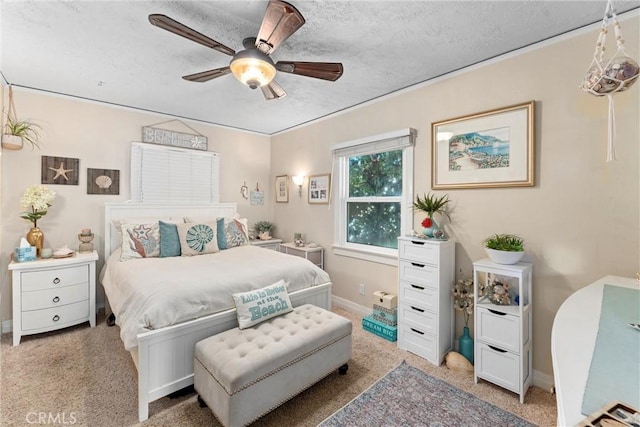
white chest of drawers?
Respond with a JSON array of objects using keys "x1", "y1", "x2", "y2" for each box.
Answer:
[
  {"x1": 397, "y1": 237, "x2": 455, "y2": 366},
  {"x1": 9, "y1": 251, "x2": 98, "y2": 346},
  {"x1": 251, "y1": 238, "x2": 282, "y2": 251}
]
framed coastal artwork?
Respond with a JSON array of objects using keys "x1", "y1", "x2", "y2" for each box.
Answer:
[
  {"x1": 308, "y1": 174, "x2": 331, "y2": 204},
  {"x1": 431, "y1": 101, "x2": 535, "y2": 189},
  {"x1": 275, "y1": 175, "x2": 289, "y2": 203}
]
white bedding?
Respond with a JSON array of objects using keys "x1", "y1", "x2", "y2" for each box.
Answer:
[{"x1": 101, "y1": 245, "x2": 331, "y2": 350}]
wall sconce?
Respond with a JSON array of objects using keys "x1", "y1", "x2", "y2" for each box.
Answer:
[{"x1": 292, "y1": 175, "x2": 305, "y2": 197}]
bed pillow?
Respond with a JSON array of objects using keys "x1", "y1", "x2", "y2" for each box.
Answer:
[
  {"x1": 232, "y1": 280, "x2": 292, "y2": 329},
  {"x1": 159, "y1": 220, "x2": 181, "y2": 257},
  {"x1": 120, "y1": 223, "x2": 161, "y2": 261},
  {"x1": 217, "y1": 217, "x2": 250, "y2": 250},
  {"x1": 176, "y1": 221, "x2": 219, "y2": 256}
]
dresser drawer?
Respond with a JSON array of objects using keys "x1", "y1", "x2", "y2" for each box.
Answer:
[
  {"x1": 22, "y1": 283, "x2": 89, "y2": 311},
  {"x1": 22, "y1": 300, "x2": 89, "y2": 331},
  {"x1": 21, "y1": 265, "x2": 88, "y2": 292},
  {"x1": 476, "y1": 306, "x2": 523, "y2": 353},
  {"x1": 398, "y1": 324, "x2": 437, "y2": 362},
  {"x1": 398, "y1": 302, "x2": 437, "y2": 335},
  {"x1": 398, "y1": 239, "x2": 439, "y2": 264},
  {"x1": 399, "y1": 280, "x2": 439, "y2": 312},
  {"x1": 476, "y1": 342, "x2": 521, "y2": 393},
  {"x1": 398, "y1": 260, "x2": 438, "y2": 288}
]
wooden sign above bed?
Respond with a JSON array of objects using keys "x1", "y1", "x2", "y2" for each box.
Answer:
[{"x1": 142, "y1": 125, "x2": 208, "y2": 151}]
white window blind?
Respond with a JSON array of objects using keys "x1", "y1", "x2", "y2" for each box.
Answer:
[{"x1": 130, "y1": 142, "x2": 220, "y2": 203}]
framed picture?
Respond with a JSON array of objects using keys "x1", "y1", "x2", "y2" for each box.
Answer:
[
  {"x1": 431, "y1": 101, "x2": 535, "y2": 189},
  {"x1": 41, "y1": 156, "x2": 79, "y2": 185},
  {"x1": 308, "y1": 174, "x2": 331, "y2": 204},
  {"x1": 275, "y1": 175, "x2": 289, "y2": 203},
  {"x1": 87, "y1": 168, "x2": 120, "y2": 195}
]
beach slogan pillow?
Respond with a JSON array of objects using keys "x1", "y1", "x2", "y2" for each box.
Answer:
[{"x1": 232, "y1": 280, "x2": 292, "y2": 329}]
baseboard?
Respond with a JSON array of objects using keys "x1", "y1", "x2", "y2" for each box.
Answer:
[
  {"x1": 331, "y1": 295, "x2": 371, "y2": 316},
  {"x1": 2, "y1": 319, "x2": 12, "y2": 333},
  {"x1": 533, "y1": 369, "x2": 554, "y2": 392}
]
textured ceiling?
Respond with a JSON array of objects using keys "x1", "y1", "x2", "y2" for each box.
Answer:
[{"x1": 2, "y1": 1, "x2": 639, "y2": 135}]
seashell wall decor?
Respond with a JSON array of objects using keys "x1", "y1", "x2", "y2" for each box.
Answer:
[
  {"x1": 580, "y1": 0, "x2": 639, "y2": 162},
  {"x1": 87, "y1": 168, "x2": 120, "y2": 195},
  {"x1": 95, "y1": 175, "x2": 113, "y2": 189}
]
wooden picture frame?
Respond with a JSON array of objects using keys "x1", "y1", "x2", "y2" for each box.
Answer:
[
  {"x1": 41, "y1": 156, "x2": 79, "y2": 185},
  {"x1": 87, "y1": 168, "x2": 120, "y2": 195},
  {"x1": 431, "y1": 101, "x2": 535, "y2": 189},
  {"x1": 308, "y1": 174, "x2": 331, "y2": 204},
  {"x1": 275, "y1": 175, "x2": 289, "y2": 203}
]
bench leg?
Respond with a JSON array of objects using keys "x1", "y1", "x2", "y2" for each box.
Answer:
[
  {"x1": 197, "y1": 395, "x2": 208, "y2": 408},
  {"x1": 338, "y1": 364, "x2": 349, "y2": 375}
]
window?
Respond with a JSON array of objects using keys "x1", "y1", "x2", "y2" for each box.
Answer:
[
  {"x1": 130, "y1": 142, "x2": 220, "y2": 203},
  {"x1": 332, "y1": 129, "x2": 415, "y2": 265}
]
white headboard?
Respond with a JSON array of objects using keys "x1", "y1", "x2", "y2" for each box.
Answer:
[{"x1": 104, "y1": 202, "x2": 238, "y2": 257}]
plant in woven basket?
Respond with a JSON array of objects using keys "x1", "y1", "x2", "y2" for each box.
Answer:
[{"x1": 3, "y1": 115, "x2": 41, "y2": 150}]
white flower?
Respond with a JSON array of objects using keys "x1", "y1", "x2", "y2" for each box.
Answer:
[{"x1": 20, "y1": 185, "x2": 56, "y2": 211}]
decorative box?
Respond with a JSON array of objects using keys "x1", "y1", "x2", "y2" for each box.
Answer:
[
  {"x1": 14, "y1": 246, "x2": 36, "y2": 262},
  {"x1": 578, "y1": 401, "x2": 639, "y2": 427},
  {"x1": 373, "y1": 291, "x2": 397, "y2": 309},
  {"x1": 362, "y1": 315, "x2": 397, "y2": 342},
  {"x1": 372, "y1": 304, "x2": 397, "y2": 327}
]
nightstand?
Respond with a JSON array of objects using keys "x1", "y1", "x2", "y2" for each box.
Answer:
[
  {"x1": 9, "y1": 251, "x2": 98, "y2": 346},
  {"x1": 280, "y1": 242, "x2": 324, "y2": 270},
  {"x1": 251, "y1": 238, "x2": 282, "y2": 251}
]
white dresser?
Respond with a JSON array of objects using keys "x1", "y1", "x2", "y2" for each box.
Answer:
[
  {"x1": 9, "y1": 251, "x2": 98, "y2": 346},
  {"x1": 397, "y1": 237, "x2": 455, "y2": 366},
  {"x1": 473, "y1": 258, "x2": 532, "y2": 403}
]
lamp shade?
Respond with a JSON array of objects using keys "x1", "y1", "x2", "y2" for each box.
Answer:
[
  {"x1": 292, "y1": 175, "x2": 305, "y2": 186},
  {"x1": 230, "y1": 49, "x2": 276, "y2": 89}
]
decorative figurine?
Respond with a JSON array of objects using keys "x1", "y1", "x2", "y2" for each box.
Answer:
[
  {"x1": 294, "y1": 233, "x2": 305, "y2": 247},
  {"x1": 78, "y1": 228, "x2": 94, "y2": 253}
]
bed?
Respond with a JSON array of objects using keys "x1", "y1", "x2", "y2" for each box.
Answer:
[{"x1": 101, "y1": 202, "x2": 332, "y2": 421}]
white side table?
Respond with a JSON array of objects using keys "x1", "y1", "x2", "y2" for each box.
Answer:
[
  {"x1": 280, "y1": 242, "x2": 324, "y2": 270},
  {"x1": 251, "y1": 238, "x2": 282, "y2": 251},
  {"x1": 9, "y1": 251, "x2": 98, "y2": 346}
]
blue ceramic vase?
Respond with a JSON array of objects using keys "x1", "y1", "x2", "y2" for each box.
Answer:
[
  {"x1": 422, "y1": 216, "x2": 439, "y2": 237},
  {"x1": 459, "y1": 326, "x2": 474, "y2": 364}
]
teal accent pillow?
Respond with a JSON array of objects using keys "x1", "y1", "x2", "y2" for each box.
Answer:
[
  {"x1": 176, "y1": 222, "x2": 219, "y2": 256},
  {"x1": 159, "y1": 220, "x2": 181, "y2": 257},
  {"x1": 232, "y1": 280, "x2": 292, "y2": 329},
  {"x1": 217, "y1": 217, "x2": 250, "y2": 250}
]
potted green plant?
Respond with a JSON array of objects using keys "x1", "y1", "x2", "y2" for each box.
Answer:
[
  {"x1": 2, "y1": 115, "x2": 41, "y2": 151},
  {"x1": 254, "y1": 220, "x2": 274, "y2": 240},
  {"x1": 412, "y1": 192, "x2": 450, "y2": 237},
  {"x1": 483, "y1": 233, "x2": 525, "y2": 264}
]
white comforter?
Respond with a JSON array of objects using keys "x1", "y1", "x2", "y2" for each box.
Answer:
[{"x1": 101, "y1": 245, "x2": 331, "y2": 350}]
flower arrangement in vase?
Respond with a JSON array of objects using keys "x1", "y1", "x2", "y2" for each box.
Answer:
[
  {"x1": 20, "y1": 185, "x2": 56, "y2": 255},
  {"x1": 253, "y1": 220, "x2": 274, "y2": 240},
  {"x1": 413, "y1": 192, "x2": 450, "y2": 237},
  {"x1": 452, "y1": 278, "x2": 474, "y2": 364}
]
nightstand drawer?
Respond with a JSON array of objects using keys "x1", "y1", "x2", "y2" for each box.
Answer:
[
  {"x1": 398, "y1": 261, "x2": 438, "y2": 288},
  {"x1": 22, "y1": 283, "x2": 89, "y2": 311},
  {"x1": 22, "y1": 300, "x2": 89, "y2": 331},
  {"x1": 21, "y1": 265, "x2": 88, "y2": 292},
  {"x1": 398, "y1": 302, "x2": 437, "y2": 335},
  {"x1": 476, "y1": 306, "x2": 523, "y2": 353},
  {"x1": 399, "y1": 280, "x2": 438, "y2": 312},
  {"x1": 476, "y1": 342, "x2": 521, "y2": 393},
  {"x1": 398, "y1": 239, "x2": 439, "y2": 264}
]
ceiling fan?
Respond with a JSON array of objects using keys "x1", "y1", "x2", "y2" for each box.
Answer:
[{"x1": 149, "y1": 0, "x2": 344, "y2": 100}]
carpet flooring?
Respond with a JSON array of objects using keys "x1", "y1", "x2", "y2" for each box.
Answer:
[{"x1": 0, "y1": 307, "x2": 557, "y2": 426}]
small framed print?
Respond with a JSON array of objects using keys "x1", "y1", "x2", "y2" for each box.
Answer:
[
  {"x1": 275, "y1": 175, "x2": 289, "y2": 203},
  {"x1": 41, "y1": 156, "x2": 79, "y2": 185},
  {"x1": 87, "y1": 168, "x2": 120, "y2": 195},
  {"x1": 308, "y1": 174, "x2": 331, "y2": 204}
]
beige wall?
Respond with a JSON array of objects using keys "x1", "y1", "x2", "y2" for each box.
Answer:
[
  {"x1": 271, "y1": 20, "x2": 640, "y2": 380},
  {"x1": 0, "y1": 90, "x2": 272, "y2": 321}
]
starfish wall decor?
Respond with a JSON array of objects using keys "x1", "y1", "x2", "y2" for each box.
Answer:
[{"x1": 41, "y1": 156, "x2": 79, "y2": 185}]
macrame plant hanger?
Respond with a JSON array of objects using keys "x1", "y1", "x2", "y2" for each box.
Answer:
[{"x1": 579, "y1": 0, "x2": 639, "y2": 162}]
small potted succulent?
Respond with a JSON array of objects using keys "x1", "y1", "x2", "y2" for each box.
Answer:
[
  {"x1": 254, "y1": 221, "x2": 274, "y2": 240},
  {"x1": 2, "y1": 115, "x2": 41, "y2": 151},
  {"x1": 484, "y1": 233, "x2": 525, "y2": 264},
  {"x1": 413, "y1": 192, "x2": 450, "y2": 237}
]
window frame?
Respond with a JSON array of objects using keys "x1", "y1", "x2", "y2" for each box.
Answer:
[{"x1": 332, "y1": 129, "x2": 415, "y2": 266}]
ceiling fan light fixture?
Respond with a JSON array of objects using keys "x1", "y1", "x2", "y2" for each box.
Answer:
[{"x1": 230, "y1": 49, "x2": 276, "y2": 89}]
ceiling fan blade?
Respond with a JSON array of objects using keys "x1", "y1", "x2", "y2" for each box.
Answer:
[
  {"x1": 261, "y1": 81, "x2": 287, "y2": 100},
  {"x1": 275, "y1": 61, "x2": 343, "y2": 81},
  {"x1": 256, "y1": 1, "x2": 305, "y2": 55},
  {"x1": 182, "y1": 67, "x2": 231, "y2": 83},
  {"x1": 149, "y1": 14, "x2": 235, "y2": 57}
]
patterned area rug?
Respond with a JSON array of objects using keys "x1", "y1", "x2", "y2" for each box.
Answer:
[{"x1": 319, "y1": 361, "x2": 535, "y2": 427}]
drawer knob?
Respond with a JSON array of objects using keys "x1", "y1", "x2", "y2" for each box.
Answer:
[
  {"x1": 410, "y1": 328, "x2": 425, "y2": 335},
  {"x1": 488, "y1": 309, "x2": 507, "y2": 316},
  {"x1": 410, "y1": 306, "x2": 425, "y2": 313},
  {"x1": 488, "y1": 345, "x2": 507, "y2": 353},
  {"x1": 52, "y1": 315, "x2": 60, "y2": 322},
  {"x1": 411, "y1": 262, "x2": 425, "y2": 268},
  {"x1": 410, "y1": 284, "x2": 425, "y2": 291},
  {"x1": 52, "y1": 296, "x2": 60, "y2": 303},
  {"x1": 53, "y1": 278, "x2": 61, "y2": 285}
]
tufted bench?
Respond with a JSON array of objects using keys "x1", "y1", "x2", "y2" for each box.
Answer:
[{"x1": 194, "y1": 304, "x2": 352, "y2": 427}]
